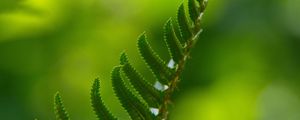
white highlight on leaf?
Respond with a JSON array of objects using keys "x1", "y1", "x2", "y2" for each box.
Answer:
[
  {"x1": 154, "y1": 81, "x2": 164, "y2": 91},
  {"x1": 164, "y1": 85, "x2": 169, "y2": 90},
  {"x1": 150, "y1": 107, "x2": 159, "y2": 116},
  {"x1": 154, "y1": 81, "x2": 168, "y2": 91},
  {"x1": 167, "y1": 59, "x2": 175, "y2": 69}
]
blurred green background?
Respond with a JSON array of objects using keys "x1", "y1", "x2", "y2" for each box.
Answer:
[{"x1": 0, "y1": 0, "x2": 299, "y2": 119}]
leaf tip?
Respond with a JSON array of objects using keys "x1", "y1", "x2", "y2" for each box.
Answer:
[{"x1": 120, "y1": 51, "x2": 129, "y2": 65}]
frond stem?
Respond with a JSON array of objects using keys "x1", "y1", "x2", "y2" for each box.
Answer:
[{"x1": 158, "y1": 3, "x2": 207, "y2": 119}]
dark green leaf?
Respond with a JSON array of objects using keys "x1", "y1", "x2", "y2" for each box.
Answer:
[
  {"x1": 120, "y1": 51, "x2": 129, "y2": 65},
  {"x1": 188, "y1": 0, "x2": 200, "y2": 23},
  {"x1": 137, "y1": 33, "x2": 173, "y2": 85},
  {"x1": 91, "y1": 78, "x2": 118, "y2": 120},
  {"x1": 111, "y1": 66, "x2": 154, "y2": 120},
  {"x1": 164, "y1": 19, "x2": 184, "y2": 63},
  {"x1": 196, "y1": 0, "x2": 207, "y2": 12},
  {"x1": 120, "y1": 52, "x2": 162, "y2": 108},
  {"x1": 177, "y1": 3, "x2": 193, "y2": 42},
  {"x1": 54, "y1": 92, "x2": 70, "y2": 120}
]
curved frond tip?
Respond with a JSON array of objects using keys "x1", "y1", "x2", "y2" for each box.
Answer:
[
  {"x1": 54, "y1": 92, "x2": 70, "y2": 120},
  {"x1": 91, "y1": 78, "x2": 118, "y2": 120}
]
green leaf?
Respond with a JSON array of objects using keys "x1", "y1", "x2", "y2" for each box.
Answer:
[
  {"x1": 196, "y1": 0, "x2": 204, "y2": 5},
  {"x1": 120, "y1": 51, "x2": 129, "y2": 65},
  {"x1": 137, "y1": 33, "x2": 173, "y2": 85},
  {"x1": 54, "y1": 92, "x2": 70, "y2": 120},
  {"x1": 91, "y1": 78, "x2": 118, "y2": 120},
  {"x1": 196, "y1": 0, "x2": 206, "y2": 12},
  {"x1": 50, "y1": 0, "x2": 208, "y2": 119},
  {"x1": 177, "y1": 3, "x2": 193, "y2": 42},
  {"x1": 164, "y1": 19, "x2": 184, "y2": 63},
  {"x1": 111, "y1": 66, "x2": 154, "y2": 120},
  {"x1": 188, "y1": 0, "x2": 200, "y2": 23},
  {"x1": 120, "y1": 52, "x2": 162, "y2": 108}
]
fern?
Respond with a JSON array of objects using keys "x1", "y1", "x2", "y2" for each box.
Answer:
[
  {"x1": 177, "y1": 3, "x2": 193, "y2": 42},
  {"x1": 188, "y1": 0, "x2": 200, "y2": 23},
  {"x1": 54, "y1": 92, "x2": 70, "y2": 120},
  {"x1": 120, "y1": 52, "x2": 162, "y2": 108},
  {"x1": 112, "y1": 66, "x2": 155, "y2": 120},
  {"x1": 164, "y1": 19, "x2": 184, "y2": 63},
  {"x1": 137, "y1": 33, "x2": 173, "y2": 85},
  {"x1": 91, "y1": 78, "x2": 118, "y2": 120},
  {"x1": 53, "y1": 0, "x2": 208, "y2": 119}
]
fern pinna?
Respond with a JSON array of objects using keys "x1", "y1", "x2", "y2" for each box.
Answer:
[{"x1": 53, "y1": 0, "x2": 208, "y2": 119}]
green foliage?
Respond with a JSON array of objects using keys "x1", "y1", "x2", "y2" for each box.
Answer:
[
  {"x1": 111, "y1": 66, "x2": 154, "y2": 120},
  {"x1": 177, "y1": 3, "x2": 193, "y2": 42},
  {"x1": 198, "y1": 0, "x2": 207, "y2": 13},
  {"x1": 54, "y1": 92, "x2": 70, "y2": 120},
  {"x1": 91, "y1": 78, "x2": 117, "y2": 120},
  {"x1": 137, "y1": 33, "x2": 173, "y2": 85},
  {"x1": 164, "y1": 19, "x2": 184, "y2": 63},
  {"x1": 53, "y1": 0, "x2": 207, "y2": 119},
  {"x1": 120, "y1": 52, "x2": 162, "y2": 108},
  {"x1": 188, "y1": 0, "x2": 200, "y2": 23}
]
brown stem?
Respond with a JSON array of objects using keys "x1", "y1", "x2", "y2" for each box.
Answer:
[{"x1": 158, "y1": 3, "x2": 207, "y2": 119}]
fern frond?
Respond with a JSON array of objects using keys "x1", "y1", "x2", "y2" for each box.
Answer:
[
  {"x1": 51, "y1": 0, "x2": 209, "y2": 119},
  {"x1": 164, "y1": 19, "x2": 184, "y2": 63},
  {"x1": 197, "y1": 0, "x2": 207, "y2": 13},
  {"x1": 54, "y1": 92, "x2": 70, "y2": 120},
  {"x1": 111, "y1": 66, "x2": 154, "y2": 120},
  {"x1": 137, "y1": 33, "x2": 173, "y2": 85},
  {"x1": 120, "y1": 52, "x2": 162, "y2": 108},
  {"x1": 177, "y1": 3, "x2": 193, "y2": 42},
  {"x1": 188, "y1": 0, "x2": 200, "y2": 23},
  {"x1": 91, "y1": 78, "x2": 118, "y2": 120},
  {"x1": 120, "y1": 51, "x2": 129, "y2": 65}
]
